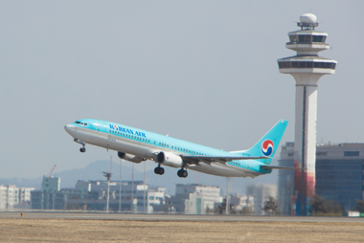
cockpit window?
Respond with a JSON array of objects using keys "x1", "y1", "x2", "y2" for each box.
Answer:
[{"x1": 75, "y1": 121, "x2": 87, "y2": 126}]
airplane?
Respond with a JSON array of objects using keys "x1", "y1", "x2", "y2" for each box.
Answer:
[{"x1": 64, "y1": 119, "x2": 289, "y2": 178}]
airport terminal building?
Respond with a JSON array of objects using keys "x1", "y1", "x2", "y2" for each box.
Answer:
[{"x1": 278, "y1": 142, "x2": 364, "y2": 215}]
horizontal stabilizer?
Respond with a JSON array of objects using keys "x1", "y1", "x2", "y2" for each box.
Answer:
[
  {"x1": 260, "y1": 165, "x2": 304, "y2": 170},
  {"x1": 182, "y1": 155, "x2": 271, "y2": 164}
]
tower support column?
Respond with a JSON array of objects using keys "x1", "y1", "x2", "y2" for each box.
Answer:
[{"x1": 292, "y1": 74, "x2": 321, "y2": 215}]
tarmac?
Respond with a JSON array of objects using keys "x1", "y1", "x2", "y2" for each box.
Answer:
[{"x1": 1, "y1": 211, "x2": 364, "y2": 223}]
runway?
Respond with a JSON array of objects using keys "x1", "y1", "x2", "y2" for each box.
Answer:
[{"x1": 1, "y1": 211, "x2": 363, "y2": 223}]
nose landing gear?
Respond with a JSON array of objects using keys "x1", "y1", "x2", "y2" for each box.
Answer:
[
  {"x1": 154, "y1": 164, "x2": 165, "y2": 175},
  {"x1": 74, "y1": 139, "x2": 86, "y2": 153}
]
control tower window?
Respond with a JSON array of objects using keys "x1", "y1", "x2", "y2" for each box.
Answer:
[
  {"x1": 290, "y1": 35, "x2": 326, "y2": 44},
  {"x1": 279, "y1": 61, "x2": 336, "y2": 70},
  {"x1": 289, "y1": 35, "x2": 297, "y2": 43},
  {"x1": 298, "y1": 35, "x2": 311, "y2": 43},
  {"x1": 312, "y1": 35, "x2": 326, "y2": 43}
]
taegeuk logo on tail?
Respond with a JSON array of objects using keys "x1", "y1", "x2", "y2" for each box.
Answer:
[{"x1": 261, "y1": 140, "x2": 274, "y2": 156}]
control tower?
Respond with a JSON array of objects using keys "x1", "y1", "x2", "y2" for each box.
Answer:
[{"x1": 277, "y1": 13, "x2": 337, "y2": 215}]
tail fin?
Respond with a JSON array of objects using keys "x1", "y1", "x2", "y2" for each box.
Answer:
[{"x1": 230, "y1": 120, "x2": 288, "y2": 165}]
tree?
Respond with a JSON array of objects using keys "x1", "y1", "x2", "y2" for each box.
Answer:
[
  {"x1": 263, "y1": 196, "x2": 280, "y2": 215},
  {"x1": 213, "y1": 199, "x2": 234, "y2": 214},
  {"x1": 309, "y1": 194, "x2": 342, "y2": 216},
  {"x1": 354, "y1": 199, "x2": 364, "y2": 213},
  {"x1": 241, "y1": 206, "x2": 254, "y2": 215}
]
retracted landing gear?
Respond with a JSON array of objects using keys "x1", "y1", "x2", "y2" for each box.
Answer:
[
  {"x1": 177, "y1": 169, "x2": 188, "y2": 178},
  {"x1": 154, "y1": 164, "x2": 165, "y2": 175}
]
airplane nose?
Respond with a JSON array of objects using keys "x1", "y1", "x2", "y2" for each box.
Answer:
[{"x1": 64, "y1": 124, "x2": 75, "y2": 133}]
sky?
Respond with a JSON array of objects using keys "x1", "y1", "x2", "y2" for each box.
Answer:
[{"x1": 0, "y1": 1, "x2": 363, "y2": 180}]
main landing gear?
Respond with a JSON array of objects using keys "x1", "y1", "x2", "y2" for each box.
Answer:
[
  {"x1": 154, "y1": 164, "x2": 165, "y2": 175},
  {"x1": 154, "y1": 164, "x2": 188, "y2": 178},
  {"x1": 177, "y1": 169, "x2": 188, "y2": 178}
]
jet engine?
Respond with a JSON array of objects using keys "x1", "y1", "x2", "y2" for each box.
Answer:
[
  {"x1": 156, "y1": 152, "x2": 183, "y2": 168},
  {"x1": 118, "y1": 152, "x2": 145, "y2": 163}
]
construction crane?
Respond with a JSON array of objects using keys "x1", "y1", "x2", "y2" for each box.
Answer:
[{"x1": 48, "y1": 165, "x2": 57, "y2": 178}]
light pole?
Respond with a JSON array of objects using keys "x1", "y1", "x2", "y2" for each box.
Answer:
[
  {"x1": 119, "y1": 159, "x2": 122, "y2": 212},
  {"x1": 143, "y1": 161, "x2": 146, "y2": 213},
  {"x1": 103, "y1": 172, "x2": 112, "y2": 212},
  {"x1": 131, "y1": 163, "x2": 134, "y2": 212},
  {"x1": 226, "y1": 178, "x2": 230, "y2": 215}
]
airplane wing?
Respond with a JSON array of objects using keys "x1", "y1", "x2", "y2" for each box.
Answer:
[{"x1": 181, "y1": 155, "x2": 270, "y2": 164}]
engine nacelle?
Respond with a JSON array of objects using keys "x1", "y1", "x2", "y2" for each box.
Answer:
[
  {"x1": 156, "y1": 152, "x2": 183, "y2": 168},
  {"x1": 118, "y1": 152, "x2": 145, "y2": 164}
]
